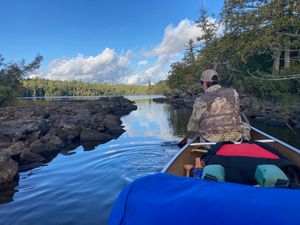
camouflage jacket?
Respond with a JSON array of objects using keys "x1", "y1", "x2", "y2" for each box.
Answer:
[{"x1": 187, "y1": 85, "x2": 250, "y2": 142}]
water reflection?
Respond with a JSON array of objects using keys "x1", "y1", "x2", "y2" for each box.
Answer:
[
  {"x1": 166, "y1": 106, "x2": 191, "y2": 137},
  {"x1": 0, "y1": 181, "x2": 18, "y2": 204},
  {"x1": 0, "y1": 96, "x2": 182, "y2": 225},
  {"x1": 0, "y1": 95, "x2": 299, "y2": 225}
]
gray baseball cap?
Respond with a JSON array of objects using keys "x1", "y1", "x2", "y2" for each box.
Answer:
[{"x1": 200, "y1": 69, "x2": 219, "y2": 82}]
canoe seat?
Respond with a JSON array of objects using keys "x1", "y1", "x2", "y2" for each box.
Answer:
[
  {"x1": 255, "y1": 165, "x2": 289, "y2": 187},
  {"x1": 201, "y1": 165, "x2": 225, "y2": 182}
]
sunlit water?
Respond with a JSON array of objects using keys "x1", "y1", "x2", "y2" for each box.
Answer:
[{"x1": 0, "y1": 95, "x2": 299, "y2": 225}]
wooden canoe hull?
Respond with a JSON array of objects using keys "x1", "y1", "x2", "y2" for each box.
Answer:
[{"x1": 162, "y1": 127, "x2": 300, "y2": 177}]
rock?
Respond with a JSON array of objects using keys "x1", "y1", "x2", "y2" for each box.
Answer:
[
  {"x1": 80, "y1": 127, "x2": 112, "y2": 142},
  {"x1": 20, "y1": 150, "x2": 45, "y2": 164},
  {"x1": 96, "y1": 125, "x2": 106, "y2": 133},
  {"x1": 0, "y1": 96, "x2": 137, "y2": 173},
  {"x1": 92, "y1": 113, "x2": 105, "y2": 123},
  {"x1": 103, "y1": 115, "x2": 121, "y2": 129},
  {"x1": 48, "y1": 114, "x2": 61, "y2": 124},
  {"x1": 49, "y1": 135, "x2": 65, "y2": 148},
  {"x1": 73, "y1": 110, "x2": 91, "y2": 126},
  {"x1": 38, "y1": 119, "x2": 50, "y2": 135},
  {"x1": 43, "y1": 128, "x2": 69, "y2": 144},
  {"x1": 0, "y1": 142, "x2": 12, "y2": 149},
  {"x1": 0, "y1": 135, "x2": 11, "y2": 143},
  {"x1": 61, "y1": 125, "x2": 82, "y2": 142},
  {"x1": 29, "y1": 140, "x2": 59, "y2": 157},
  {"x1": 153, "y1": 97, "x2": 167, "y2": 103},
  {"x1": 25, "y1": 131, "x2": 40, "y2": 145},
  {"x1": 3, "y1": 142, "x2": 26, "y2": 156},
  {"x1": 0, "y1": 151, "x2": 18, "y2": 184}
]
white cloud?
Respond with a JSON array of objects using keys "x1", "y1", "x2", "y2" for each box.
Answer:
[
  {"x1": 148, "y1": 19, "x2": 203, "y2": 57},
  {"x1": 122, "y1": 55, "x2": 177, "y2": 84},
  {"x1": 32, "y1": 19, "x2": 223, "y2": 85},
  {"x1": 128, "y1": 19, "x2": 204, "y2": 84},
  {"x1": 33, "y1": 48, "x2": 132, "y2": 83},
  {"x1": 138, "y1": 60, "x2": 148, "y2": 65}
]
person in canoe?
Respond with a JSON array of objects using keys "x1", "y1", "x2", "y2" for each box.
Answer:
[{"x1": 181, "y1": 69, "x2": 250, "y2": 146}]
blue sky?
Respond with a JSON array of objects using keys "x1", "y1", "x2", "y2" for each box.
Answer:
[{"x1": 0, "y1": 0, "x2": 223, "y2": 84}]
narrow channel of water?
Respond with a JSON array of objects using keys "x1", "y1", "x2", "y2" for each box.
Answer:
[{"x1": 0, "y1": 95, "x2": 299, "y2": 225}]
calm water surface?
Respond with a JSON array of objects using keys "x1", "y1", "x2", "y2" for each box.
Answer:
[{"x1": 0, "y1": 95, "x2": 299, "y2": 225}]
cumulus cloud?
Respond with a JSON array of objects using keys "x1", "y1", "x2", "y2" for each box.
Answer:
[
  {"x1": 127, "y1": 19, "x2": 204, "y2": 84},
  {"x1": 148, "y1": 19, "x2": 203, "y2": 57},
  {"x1": 33, "y1": 18, "x2": 223, "y2": 84},
  {"x1": 138, "y1": 60, "x2": 148, "y2": 65},
  {"x1": 33, "y1": 48, "x2": 132, "y2": 83},
  {"x1": 131, "y1": 18, "x2": 223, "y2": 84},
  {"x1": 122, "y1": 55, "x2": 176, "y2": 84}
]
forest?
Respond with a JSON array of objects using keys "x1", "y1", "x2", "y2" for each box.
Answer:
[
  {"x1": 166, "y1": 0, "x2": 300, "y2": 97},
  {"x1": 22, "y1": 79, "x2": 169, "y2": 97}
]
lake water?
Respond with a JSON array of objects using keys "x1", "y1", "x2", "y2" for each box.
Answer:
[{"x1": 0, "y1": 95, "x2": 299, "y2": 225}]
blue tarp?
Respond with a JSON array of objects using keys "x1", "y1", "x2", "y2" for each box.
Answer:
[{"x1": 109, "y1": 173, "x2": 300, "y2": 225}]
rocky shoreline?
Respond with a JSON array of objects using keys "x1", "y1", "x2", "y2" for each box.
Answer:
[
  {"x1": 153, "y1": 93, "x2": 300, "y2": 129},
  {"x1": 0, "y1": 96, "x2": 137, "y2": 184}
]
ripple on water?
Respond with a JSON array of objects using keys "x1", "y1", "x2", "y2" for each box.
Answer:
[{"x1": 0, "y1": 97, "x2": 182, "y2": 225}]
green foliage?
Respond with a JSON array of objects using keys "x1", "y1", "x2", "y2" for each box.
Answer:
[
  {"x1": 0, "y1": 55, "x2": 43, "y2": 105},
  {"x1": 235, "y1": 76, "x2": 300, "y2": 97},
  {"x1": 165, "y1": 1, "x2": 300, "y2": 98},
  {"x1": 166, "y1": 62, "x2": 200, "y2": 92},
  {"x1": 166, "y1": 39, "x2": 202, "y2": 92},
  {"x1": 0, "y1": 85, "x2": 13, "y2": 106},
  {"x1": 22, "y1": 78, "x2": 169, "y2": 97}
]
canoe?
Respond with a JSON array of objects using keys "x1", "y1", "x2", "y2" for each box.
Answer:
[
  {"x1": 109, "y1": 127, "x2": 300, "y2": 225},
  {"x1": 161, "y1": 126, "x2": 300, "y2": 180}
]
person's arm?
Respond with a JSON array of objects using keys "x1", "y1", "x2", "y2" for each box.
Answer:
[
  {"x1": 178, "y1": 98, "x2": 207, "y2": 147},
  {"x1": 233, "y1": 89, "x2": 251, "y2": 140},
  {"x1": 187, "y1": 98, "x2": 207, "y2": 134}
]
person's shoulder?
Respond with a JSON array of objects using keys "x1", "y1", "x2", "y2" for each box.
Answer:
[
  {"x1": 193, "y1": 96, "x2": 206, "y2": 107},
  {"x1": 222, "y1": 87, "x2": 239, "y2": 99},
  {"x1": 222, "y1": 86, "x2": 239, "y2": 94}
]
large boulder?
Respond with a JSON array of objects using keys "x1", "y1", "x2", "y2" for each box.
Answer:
[
  {"x1": 92, "y1": 113, "x2": 105, "y2": 124},
  {"x1": 103, "y1": 115, "x2": 124, "y2": 135},
  {"x1": 103, "y1": 115, "x2": 121, "y2": 129},
  {"x1": 0, "y1": 118, "x2": 49, "y2": 142},
  {"x1": 25, "y1": 131, "x2": 40, "y2": 145},
  {"x1": 20, "y1": 150, "x2": 45, "y2": 164},
  {"x1": 3, "y1": 142, "x2": 26, "y2": 157},
  {"x1": 48, "y1": 135, "x2": 65, "y2": 149},
  {"x1": 29, "y1": 140, "x2": 59, "y2": 157},
  {"x1": 61, "y1": 125, "x2": 82, "y2": 142},
  {"x1": 0, "y1": 151, "x2": 18, "y2": 184},
  {"x1": 80, "y1": 127, "x2": 112, "y2": 142}
]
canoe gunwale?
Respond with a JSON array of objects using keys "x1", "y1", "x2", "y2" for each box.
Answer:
[
  {"x1": 161, "y1": 136, "x2": 198, "y2": 173},
  {"x1": 161, "y1": 126, "x2": 300, "y2": 173},
  {"x1": 251, "y1": 126, "x2": 300, "y2": 154}
]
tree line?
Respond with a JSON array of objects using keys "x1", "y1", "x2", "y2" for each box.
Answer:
[
  {"x1": 166, "y1": 0, "x2": 300, "y2": 97},
  {"x1": 22, "y1": 79, "x2": 169, "y2": 97},
  {"x1": 0, "y1": 54, "x2": 169, "y2": 106}
]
